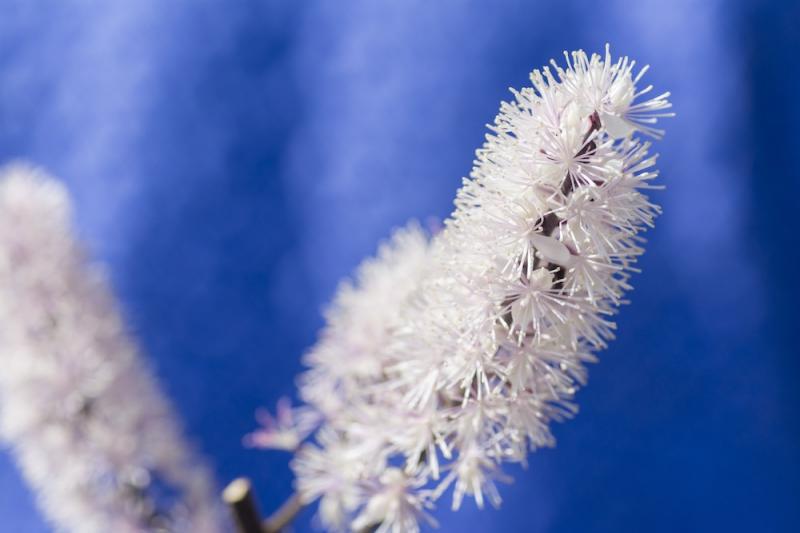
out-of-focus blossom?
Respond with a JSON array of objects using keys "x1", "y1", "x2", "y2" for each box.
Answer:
[
  {"x1": 244, "y1": 397, "x2": 320, "y2": 451},
  {"x1": 0, "y1": 164, "x2": 225, "y2": 533}
]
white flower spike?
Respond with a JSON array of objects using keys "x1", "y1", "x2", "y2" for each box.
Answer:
[{"x1": 253, "y1": 45, "x2": 672, "y2": 532}]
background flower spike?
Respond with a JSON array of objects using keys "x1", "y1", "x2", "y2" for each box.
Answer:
[{"x1": 0, "y1": 163, "x2": 226, "y2": 533}]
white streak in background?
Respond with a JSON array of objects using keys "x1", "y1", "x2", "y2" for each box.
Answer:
[
  {"x1": 0, "y1": 164, "x2": 224, "y2": 533},
  {"x1": 0, "y1": 3, "x2": 162, "y2": 258},
  {"x1": 605, "y1": 0, "x2": 764, "y2": 334},
  {"x1": 285, "y1": 1, "x2": 500, "y2": 298}
]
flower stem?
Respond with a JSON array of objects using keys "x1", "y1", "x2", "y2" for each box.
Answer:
[
  {"x1": 223, "y1": 477, "x2": 304, "y2": 533},
  {"x1": 263, "y1": 492, "x2": 303, "y2": 533}
]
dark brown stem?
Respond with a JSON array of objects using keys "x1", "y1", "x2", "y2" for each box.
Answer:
[
  {"x1": 223, "y1": 478, "x2": 266, "y2": 533},
  {"x1": 223, "y1": 478, "x2": 305, "y2": 533},
  {"x1": 523, "y1": 113, "x2": 603, "y2": 306},
  {"x1": 560, "y1": 111, "x2": 602, "y2": 196}
]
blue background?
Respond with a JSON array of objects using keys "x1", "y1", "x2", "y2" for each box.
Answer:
[{"x1": 1, "y1": 1, "x2": 798, "y2": 531}]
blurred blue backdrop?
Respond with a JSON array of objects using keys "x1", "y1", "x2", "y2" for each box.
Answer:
[{"x1": 1, "y1": 1, "x2": 798, "y2": 531}]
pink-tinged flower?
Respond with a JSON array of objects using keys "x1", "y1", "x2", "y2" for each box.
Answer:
[{"x1": 244, "y1": 397, "x2": 320, "y2": 451}]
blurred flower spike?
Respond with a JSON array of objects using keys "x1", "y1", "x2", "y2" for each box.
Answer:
[{"x1": 0, "y1": 164, "x2": 225, "y2": 533}]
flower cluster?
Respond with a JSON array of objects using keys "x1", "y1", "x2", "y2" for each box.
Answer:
[
  {"x1": 0, "y1": 164, "x2": 224, "y2": 533},
  {"x1": 251, "y1": 46, "x2": 672, "y2": 532}
]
